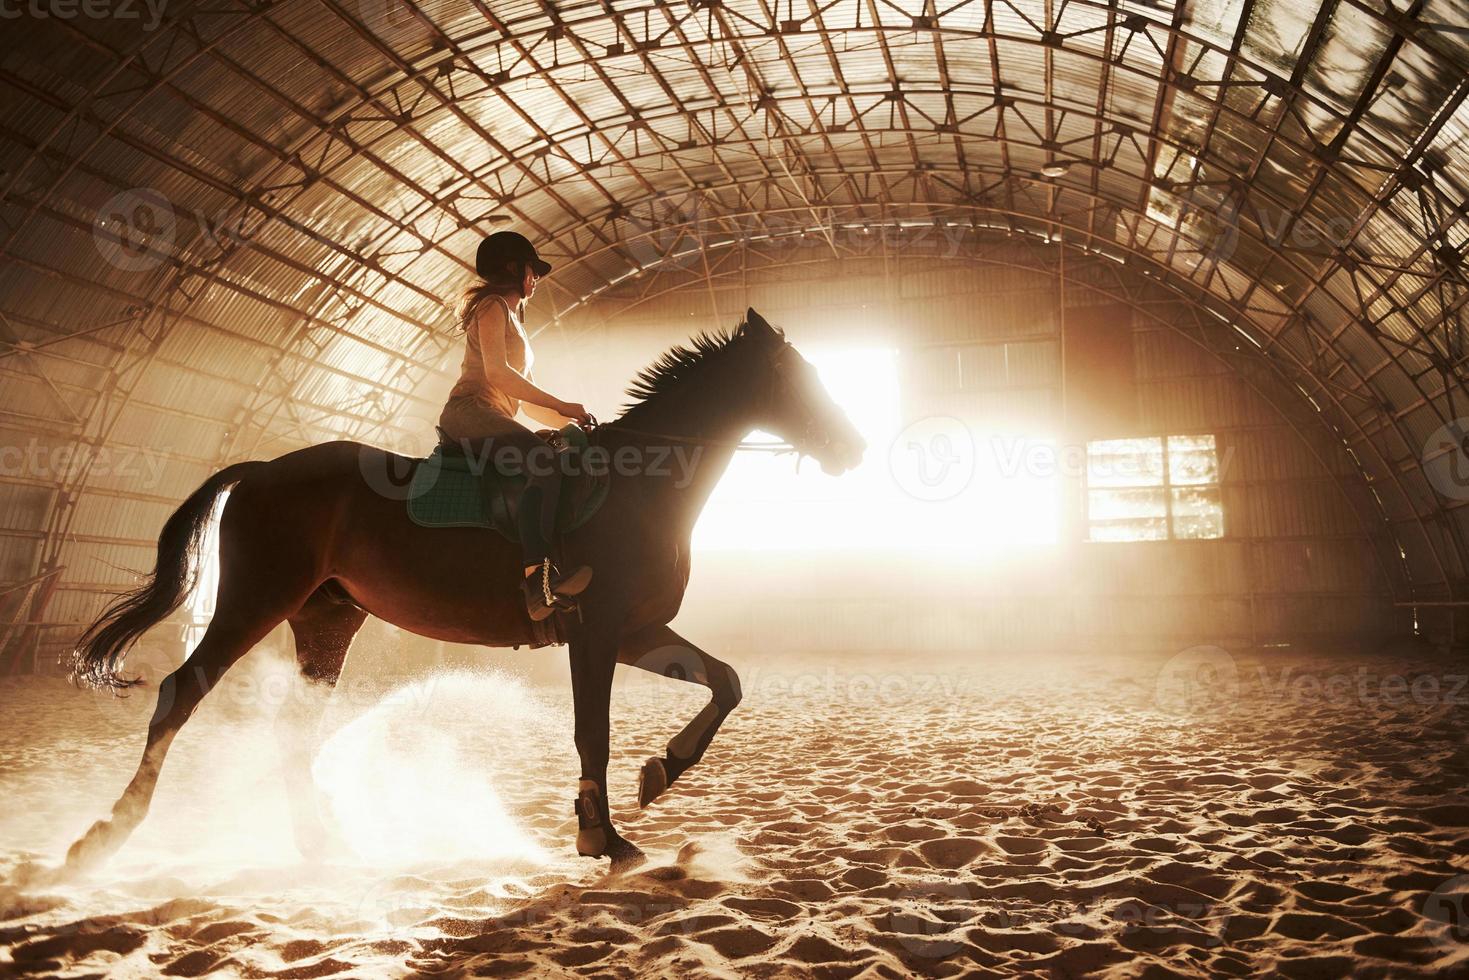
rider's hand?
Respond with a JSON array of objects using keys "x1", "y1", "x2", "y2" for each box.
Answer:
[{"x1": 557, "y1": 400, "x2": 594, "y2": 426}]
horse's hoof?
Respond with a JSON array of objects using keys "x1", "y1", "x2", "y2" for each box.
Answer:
[
  {"x1": 606, "y1": 836, "x2": 646, "y2": 872},
  {"x1": 637, "y1": 757, "x2": 668, "y2": 808},
  {"x1": 61, "y1": 818, "x2": 119, "y2": 877},
  {"x1": 578, "y1": 834, "x2": 644, "y2": 870}
]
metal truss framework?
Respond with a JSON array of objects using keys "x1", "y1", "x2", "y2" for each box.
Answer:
[{"x1": 0, "y1": 0, "x2": 1466, "y2": 637}]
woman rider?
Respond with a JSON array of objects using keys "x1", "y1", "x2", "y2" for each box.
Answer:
[{"x1": 439, "y1": 231, "x2": 594, "y2": 621}]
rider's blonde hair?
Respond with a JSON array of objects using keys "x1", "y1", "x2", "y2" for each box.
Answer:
[{"x1": 456, "y1": 257, "x2": 527, "y2": 331}]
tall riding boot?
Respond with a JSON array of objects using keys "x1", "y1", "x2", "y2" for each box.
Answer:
[{"x1": 518, "y1": 478, "x2": 592, "y2": 621}]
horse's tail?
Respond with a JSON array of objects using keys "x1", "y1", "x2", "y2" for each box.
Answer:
[{"x1": 69, "y1": 460, "x2": 267, "y2": 691}]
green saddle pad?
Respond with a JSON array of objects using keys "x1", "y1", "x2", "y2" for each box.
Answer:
[{"x1": 406, "y1": 425, "x2": 609, "y2": 538}]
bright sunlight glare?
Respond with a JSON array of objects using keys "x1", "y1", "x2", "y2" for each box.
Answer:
[{"x1": 691, "y1": 347, "x2": 1060, "y2": 555}]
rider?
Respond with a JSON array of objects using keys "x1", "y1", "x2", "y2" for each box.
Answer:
[{"x1": 439, "y1": 231, "x2": 594, "y2": 621}]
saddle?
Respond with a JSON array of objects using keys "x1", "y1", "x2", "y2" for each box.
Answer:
[
  {"x1": 405, "y1": 424, "x2": 609, "y2": 650},
  {"x1": 406, "y1": 423, "x2": 610, "y2": 540}
]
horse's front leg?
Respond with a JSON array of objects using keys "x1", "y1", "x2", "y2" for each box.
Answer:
[
  {"x1": 568, "y1": 606, "x2": 644, "y2": 869},
  {"x1": 617, "y1": 625, "x2": 742, "y2": 808}
]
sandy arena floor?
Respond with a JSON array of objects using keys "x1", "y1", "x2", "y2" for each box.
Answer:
[{"x1": 1, "y1": 643, "x2": 1467, "y2": 978}]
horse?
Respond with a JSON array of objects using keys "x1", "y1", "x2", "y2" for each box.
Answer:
[{"x1": 61, "y1": 308, "x2": 865, "y2": 871}]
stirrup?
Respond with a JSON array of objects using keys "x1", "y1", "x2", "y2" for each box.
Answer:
[{"x1": 522, "y1": 561, "x2": 593, "y2": 621}]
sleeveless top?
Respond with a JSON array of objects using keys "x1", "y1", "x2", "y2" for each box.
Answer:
[{"x1": 446, "y1": 293, "x2": 534, "y2": 418}]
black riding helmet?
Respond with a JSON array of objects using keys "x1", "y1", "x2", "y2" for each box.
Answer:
[{"x1": 476, "y1": 230, "x2": 551, "y2": 279}]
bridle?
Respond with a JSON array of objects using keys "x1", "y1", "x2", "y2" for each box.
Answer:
[
  {"x1": 590, "y1": 340, "x2": 830, "y2": 458},
  {"x1": 767, "y1": 341, "x2": 833, "y2": 458}
]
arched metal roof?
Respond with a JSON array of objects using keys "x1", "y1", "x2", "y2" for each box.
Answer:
[{"x1": 1, "y1": 0, "x2": 1467, "y2": 628}]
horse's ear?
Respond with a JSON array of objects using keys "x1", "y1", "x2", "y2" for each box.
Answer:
[{"x1": 744, "y1": 307, "x2": 782, "y2": 339}]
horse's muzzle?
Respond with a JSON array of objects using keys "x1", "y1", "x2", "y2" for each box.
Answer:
[{"x1": 820, "y1": 437, "x2": 866, "y2": 475}]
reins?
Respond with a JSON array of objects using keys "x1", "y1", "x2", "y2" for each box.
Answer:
[{"x1": 587, "y1": 421, "x2": 797, "y2": 455}]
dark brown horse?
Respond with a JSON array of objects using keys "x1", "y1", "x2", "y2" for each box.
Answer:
[{"x1": 62, "y1": 309, "x2": 863, "y2": 871}]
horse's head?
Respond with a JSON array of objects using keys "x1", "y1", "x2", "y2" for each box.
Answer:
[{"x1": 742, "y1": 308, "x2": 866, "y2": 476}]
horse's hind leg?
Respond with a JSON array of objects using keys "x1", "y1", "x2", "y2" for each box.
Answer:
[
  {"x1": 277, "y1": 587, "x2": 367, "y2": 859},
  {"x1": 62, "y1": 605, "x2": 290, "y2": 874},
  {"x1": 617, "y1": 625, "x2": 743, "y2": 808}
]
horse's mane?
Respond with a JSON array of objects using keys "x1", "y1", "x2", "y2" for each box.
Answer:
[{"x1": 619, "y1": 321, "x2": 757, "y2": 415}]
